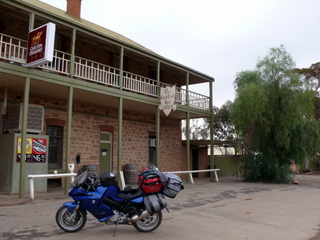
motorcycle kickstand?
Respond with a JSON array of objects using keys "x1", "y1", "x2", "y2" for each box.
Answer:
[{"x1": 113, "y1": 223, "x2": 118, "y2": 237}]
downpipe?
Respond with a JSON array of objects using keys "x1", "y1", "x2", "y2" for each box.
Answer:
[{"x1": 131, "y1": 210, "x2": 150, "y2": 223}]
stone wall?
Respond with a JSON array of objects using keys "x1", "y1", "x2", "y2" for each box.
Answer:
[{"x1": 3, "y1": 88, "x2": 183, "y2": 174}]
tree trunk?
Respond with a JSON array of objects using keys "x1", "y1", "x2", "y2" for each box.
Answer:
[{"x1": 304, "y1": 157, "x2": 310, "y2": 171}]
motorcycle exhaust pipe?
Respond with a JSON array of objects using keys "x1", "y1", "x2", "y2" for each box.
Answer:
[{"x1": 131, "y1": 210, "x2": 150, "y2": 223}]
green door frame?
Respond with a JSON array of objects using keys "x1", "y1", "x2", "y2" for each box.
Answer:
[{"x1": 100, "y1": 131, "x2": 112, "y2": 174}]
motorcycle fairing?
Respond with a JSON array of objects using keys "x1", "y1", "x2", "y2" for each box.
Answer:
[
  {"x1": 66, "y1": 182, "x2": 145, "y2": 222},
  {"x1": 63, "y1": 201, "x2": 78, "y2": 214},
  {"x1": 63, "y1": 200, "x2": 114, "y2": 222},
  {"x1": 130, "y1": 197, "x2": 144, "y2": 203}
]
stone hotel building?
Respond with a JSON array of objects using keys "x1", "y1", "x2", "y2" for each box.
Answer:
[{"x1": 0, "y1": 0, "x2": 215, "y2": 194}]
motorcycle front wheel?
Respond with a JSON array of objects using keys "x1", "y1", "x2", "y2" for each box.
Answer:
[
  {"x1": 133, "y1": 211, "x2": 162, "y2": 232},
  {"x1": 55, "y1": 206, "x2": 87, "y2": 233}
]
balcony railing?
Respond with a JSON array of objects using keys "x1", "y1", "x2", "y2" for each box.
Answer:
[
  {"x1": 0, "y1": 34, "x2": 27, "y2": 64},
  {"x1": 42, "y1": 50, "x2": 70, "y2": 75},
  {"x1": 0, "y1": 33, "x2": 210, "y2": 111},
  {"x1": 123, "y1": 72, "x2": 158, "y2": 96},
  {"x1": 74, "y1": 56, "x2": 119, "y2": 87}
]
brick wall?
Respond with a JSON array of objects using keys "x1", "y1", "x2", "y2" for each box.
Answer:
[{"x1": 4, "y1": 89, "x2": 183, "y2": 173}]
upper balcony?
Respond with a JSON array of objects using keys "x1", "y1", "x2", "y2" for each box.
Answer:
[
  {"x1": 0, "y1": 0, "x2": 214, "y2": 120},
  {"x1": 0, "y1": 33, "x2": 211, "y2": 112}
]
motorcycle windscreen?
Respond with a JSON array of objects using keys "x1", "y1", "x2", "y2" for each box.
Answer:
[{"x1": 71, "y1": 171, "x2": 88, "y2": 187}]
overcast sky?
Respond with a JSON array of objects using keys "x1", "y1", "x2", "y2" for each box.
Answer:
[{"x1": 41, "y1": 0, "x2": 320, "y2": 107}]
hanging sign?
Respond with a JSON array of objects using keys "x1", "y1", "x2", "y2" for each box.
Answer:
[
  {"x1": 158, "y1": 86, "x2": 177, "y2": 116},
  {"x1": 25, "y1": 22, "x2": 56, "y2": 68}
]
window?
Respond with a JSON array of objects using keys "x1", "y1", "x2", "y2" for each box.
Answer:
[
  {"x1": 149, "y1": 136, "x2": 161, "y2": 166},
  {"x1": 46, "y1": 125, "x2": 63, "y2": 169},
  {"x1": 149, "y1": 144, "x2": 156, "y2": 166}
]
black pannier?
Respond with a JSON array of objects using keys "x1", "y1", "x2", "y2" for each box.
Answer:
[
  {"x1": 100, "y1": 172, "x2": 118, "y2": 187},
  {"x1": 162, "y1": 173, "x2": 184, "y2": 198},
  {"x1": 144, "y1": 193, "x2": 167, "y2": 214}
]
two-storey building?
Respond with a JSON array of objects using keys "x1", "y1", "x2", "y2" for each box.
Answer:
[{"x1": 0, "y1": 0, "x2": 215, "y2": 195}]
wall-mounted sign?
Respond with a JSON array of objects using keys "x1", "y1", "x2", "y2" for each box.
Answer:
[
  {"x1": 17, "y1": 137, "x2": 47, "y2": 163},
  {"x1": 158, "y1": 86, "x2": 177, "y2": 116},
  {"x1": 25, "y1": 22, "x2": 56, "y2": 68}
]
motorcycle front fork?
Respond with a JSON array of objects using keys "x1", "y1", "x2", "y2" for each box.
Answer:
[{"x1": 67, "y1": 204, "x2": 80, "y2": 222}]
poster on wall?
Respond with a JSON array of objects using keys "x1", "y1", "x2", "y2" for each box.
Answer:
[{"x1": 17, "y1": 137, "x2": 47, "y2": 163}]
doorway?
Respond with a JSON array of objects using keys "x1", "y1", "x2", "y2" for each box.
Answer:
[
  {"x1": 192, "y1": 149, "x2": 199, "y2": 177},
  {"x1": 99, "y1": 132, "x2": 112, "y2": 174}
]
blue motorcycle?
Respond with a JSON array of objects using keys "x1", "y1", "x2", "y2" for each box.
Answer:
[{"x1": 55, "y1": 170, "x2": 183, "y2": 234}]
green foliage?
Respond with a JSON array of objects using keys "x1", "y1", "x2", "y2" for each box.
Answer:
[
  {"x1": 231, "y1": 45, "x2": 320, "y2": 183},
  {"x1": 240, "y1": 153, "x2": 293, "y2": 183},
  {"x1": 212, "y1": 101, "x2": 236, "y2": 140},
  {"x1": 294, "y1": 62, "x2": 320, "y2": 98},
  {"x1": 234, "y1": 70, "x2": 261, "y2": 92},
  {"x1": 295, "y1": 62, "x2": 320, "y2": 170},
  {"x1": 181, "y1": 118, "x2": 209, "y2": 140},
  {"x1": 182, "y1": 100, "x2": 236, "y2": 141}
]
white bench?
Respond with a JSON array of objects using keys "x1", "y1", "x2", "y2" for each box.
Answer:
[
  {"x1": 119, "y1": 168, "x2": 220, "y2": 189},
  {"x1": 165, "y1": 169, "x2": 220, "y2": 183}
]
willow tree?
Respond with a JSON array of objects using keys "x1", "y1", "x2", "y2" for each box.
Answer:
[
  {"x1": 231, "y1": 45, "x2": 320, "y2": 183},
  {"x1": 295, "y1": 62, "x2": 320, "y2": 170}
]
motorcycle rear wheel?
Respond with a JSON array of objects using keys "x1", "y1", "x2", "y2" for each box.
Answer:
[
  {"x1": 133, "y1": 211, "x2": 162, "y2": 232},
  {"x1": 55, "y1": 206, "x2": 87, "y2": 232}
]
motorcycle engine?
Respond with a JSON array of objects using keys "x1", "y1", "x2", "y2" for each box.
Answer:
[{"x1": 105, "y1": 210, "x2": 127, "y2": 225}]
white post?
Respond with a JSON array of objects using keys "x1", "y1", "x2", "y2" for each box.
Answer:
[
  {"x1": 214, "y1": 170, "x2": 219, "y2": 182},
  {"x1": 29, "y1": 178, "x2": 34, "y2": 200},
  {"x1": 68, "y1": 163, "x2": 75, "y2": 182},
  {"x1": 188, "y1": 173, "x2": 194, "y2": 184},
  {"x1": 71, "y1": 173, "x2": 75, "y2": 183},
  {"x1": 119, "y1": 171, "x2": 126, "y2": 190}
]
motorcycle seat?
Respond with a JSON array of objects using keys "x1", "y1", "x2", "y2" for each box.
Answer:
[{"x1": 117, "y1": 187, "x2": 144, "y2": 200}]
